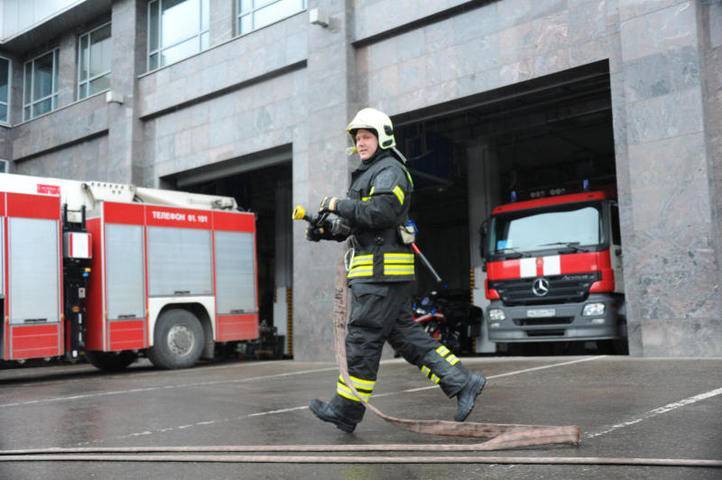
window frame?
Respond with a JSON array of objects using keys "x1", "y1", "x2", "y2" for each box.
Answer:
[
  {"x1": 236, "y1": 0, "x2": 307, "y2": 37},
  {"x1": 77, "y1": 21, "x2": 112, "y2": 101},
  {"x1": 22, "y1": 48, "x2": 60, "y2": 121},
  {"x1": 147, "y1": 0, "x2": 210, "y2": 71},
  {"x1": 0, "y1": 55, "x2": 10, "y2": 125}
]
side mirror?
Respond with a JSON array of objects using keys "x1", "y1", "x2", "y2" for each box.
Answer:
[{"x1": 479, "y1": 219, "x2": 489, "y2": 263}]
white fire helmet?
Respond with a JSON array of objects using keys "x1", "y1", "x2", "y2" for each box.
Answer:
[{"x1": 346, "y1": 108, "x2": 396, "y2": 150}]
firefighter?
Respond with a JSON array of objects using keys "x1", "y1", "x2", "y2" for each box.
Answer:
[{"x1": 306, "y1": 107, "x2": 486, "y2": 433}]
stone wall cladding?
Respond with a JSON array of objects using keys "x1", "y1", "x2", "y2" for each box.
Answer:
[
  {"x1": 144, "y1": 67, "x2": 306, "y2": 181},
  {"x1": 137, "y1": 13, "x2": 308, "y2": 118},
  {"x1": 15, "y1": 134, "x2": 109, "y2": 181},
  {"x1": 614, "y1": 0, "x2": 721, "y2": 356},
  {"x1": 356, "y1": 0, "x2": 615, "y2": 116},
  {"x1": 11, "y1": 93, "x2": 109, "y2": 161}
]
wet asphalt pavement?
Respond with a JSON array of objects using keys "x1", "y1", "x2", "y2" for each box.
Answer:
[{"x1": 0, "y1": 355, "x2": 721, "y2": 480}]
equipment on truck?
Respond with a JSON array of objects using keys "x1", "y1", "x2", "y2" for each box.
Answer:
[
  {"x1": 0, "y1": 173, "x2": 259, "y2": 371},
  {"x1": 482, "y1": 190, "x2": 626, "y2": 350}
]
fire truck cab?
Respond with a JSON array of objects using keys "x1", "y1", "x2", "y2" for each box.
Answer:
[
  {"x1": 483, "y1": 191, "x2": 626, "y2": 347},
  {"x1": 0, "y1": 173, "x2": 258, "y2": 371}
]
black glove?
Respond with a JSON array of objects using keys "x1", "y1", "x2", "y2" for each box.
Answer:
[
  {"x1": 305, "y1": 224, "x2": 327, "y2": 242},
  {"x1": 328, "y1": 217, "x2": 351, "y2": 239},
  {"x1": 305, "y1": 217, "x2": 350, "y2": 242}
]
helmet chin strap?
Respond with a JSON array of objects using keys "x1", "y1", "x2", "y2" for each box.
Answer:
[{"x1": 390, "y1": 146, "x2": 408, "y2": 164}]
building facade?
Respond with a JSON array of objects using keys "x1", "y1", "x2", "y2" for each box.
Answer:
[{"x1": 1, "y1": 0, "x2": 721, "y2": 359}]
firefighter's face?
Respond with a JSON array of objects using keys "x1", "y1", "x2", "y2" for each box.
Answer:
[{"x1": 355, "y1": 129, "x2": 378, "y2": 161}]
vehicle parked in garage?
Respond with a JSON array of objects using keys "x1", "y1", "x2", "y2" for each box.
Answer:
[{"x1": 482, "y1": 190, "x2": 626, "y2": 352}]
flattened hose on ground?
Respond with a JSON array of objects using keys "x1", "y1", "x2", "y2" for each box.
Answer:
[{"x1": 0, "y1": 452, "x2": 721, "y2": 467}]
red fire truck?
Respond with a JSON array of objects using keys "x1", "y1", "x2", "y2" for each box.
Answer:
[
  {"x1": 0, "y1": 173, "x2": 259, "y2": 371},
  {"x1": 483, "y1": 191, "x2": 626, "y2": 348}
]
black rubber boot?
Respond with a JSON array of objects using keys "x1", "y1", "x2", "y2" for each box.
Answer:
[
  {"x1": 309, "y1": 399, "x2": 357, "y2": 433},
  {"x1": 455, "y1": 373, "x2": 486, "y2": 422}
]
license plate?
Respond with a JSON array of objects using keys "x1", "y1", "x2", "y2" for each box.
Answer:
[{"x1": 527, "y1": 308, "x2": 556, "y2": 318}]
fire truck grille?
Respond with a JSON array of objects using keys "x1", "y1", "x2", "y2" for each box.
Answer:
[{"x1": 490, "y1": 272, "x2": 601, "y2": 306}]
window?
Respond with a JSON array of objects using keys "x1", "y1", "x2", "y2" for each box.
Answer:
[
  {"x1": 490, "y1": 203, "x2": 604, "y2": 256},
  {"x1": 23, "y1": 49, "x2": 59, "y2": 120},
  {"x1": 147, "y1": 0, "x2": 209, "y2": 70},
  {"x1": 0, "y1": 56, "x2": 9, "y2": 124},
  {"x1": 78, "y1": 22, "x2": 112, "y2": 100},
  {"x1": 237, "y1": 0, "x2": 306, "y2": 35}
]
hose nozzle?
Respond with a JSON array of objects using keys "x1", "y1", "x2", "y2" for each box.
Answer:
[{"x1": 292, "y1": 205, "x2": 307, "y2": 221}]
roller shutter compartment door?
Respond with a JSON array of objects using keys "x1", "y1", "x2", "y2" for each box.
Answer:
[
  {"x1": 214, "y1": 231, "x2": 256, "y2": 314},
  {"x1": 9, "y1": 218, "x2": 59, "y2": 324},
  {"x1": 106, "y1": 224, "x2": 145, "y2": 319},
  {"x1": 148, "y1": 226, "x2": 212, "y2": 297}
]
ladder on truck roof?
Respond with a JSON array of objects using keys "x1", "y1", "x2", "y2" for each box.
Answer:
[{"x1": 0, "y1": 173, "x2": 238, "y2": 223}]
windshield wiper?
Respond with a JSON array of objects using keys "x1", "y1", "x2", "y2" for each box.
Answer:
[
  {"x1": 494, "y1": 247, "x2": 523, "y2": 259},
  {"x1": 538, "y1": 242, "x2": 587, "y2": 252}
]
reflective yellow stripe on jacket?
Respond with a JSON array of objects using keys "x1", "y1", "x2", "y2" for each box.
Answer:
[
  {"x1": 347, "y1": 254, "x2": 373, "y2": 278},
  {"x1": 383, "y1": 252, "x2": 414, "y2": 276}
]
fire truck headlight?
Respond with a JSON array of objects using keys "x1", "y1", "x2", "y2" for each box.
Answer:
[
  {"x1": 488, "y1": 309, "x2": 506, "y2": 321},
  {"x1": 583, "y1": 303, "x2": 606, "y2": 316}
]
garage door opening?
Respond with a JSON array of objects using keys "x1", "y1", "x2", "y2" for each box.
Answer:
[
  {"x1": 164, "y1": 151, "x2": 292, "y2": 359},
  {"x1": 395, "y1": 60, "x2": 624, "y2": 355}
]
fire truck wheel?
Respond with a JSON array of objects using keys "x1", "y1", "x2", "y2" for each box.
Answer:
[
  {"x1": 149, "y1": 309, "x2": 204, "y2": 369},
  {"x1": 85, "y1": 351, "x2": 138, "y2": 372}
]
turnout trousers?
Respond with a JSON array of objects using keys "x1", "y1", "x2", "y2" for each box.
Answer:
[{"x1": 328, "y1": 281, "x2": 472, "y2": 425}]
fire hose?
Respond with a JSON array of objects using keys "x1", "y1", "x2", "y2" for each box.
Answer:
[{"x1": 0, "y1": 207, "x2": 719, "y2": 467}]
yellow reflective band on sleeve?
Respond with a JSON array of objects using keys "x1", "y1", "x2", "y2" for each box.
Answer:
[
  {"x1": 430, "y1": 374, "x2": 440, "y2": 384},
  {"x1": 421, "y1": 366, "x2": 431, "y2": 377},
  {"x1": 446, "y1": 354, "x2": 460, "y2": 366},
  {"x1": 361, "y1": 196, "x2": 371, "y2": 202},
  {"x1": 392, "y1": 185, "x2": 405, "y2": 205},
  {"x1": 435, "y1": 345, "x2": 450, "y2": 357},
  {"x1": 370, "y1": 186, "x2": 375, "y2": 195}
]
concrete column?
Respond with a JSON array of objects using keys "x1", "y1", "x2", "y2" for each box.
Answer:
[
  {"x1": 209, "y1": 0, "x2": 235, "y2": 47},
  {"x1": 106, "y1": 0, "x2": 146, "y2": 184},
  {"x1": 56, "y1": 34, "x2": 76, "y2": 107},
  {"x1": 273, "y1": 178, "x2": 293, "y2": 353},
  {"x1": 467, "y1": 140, "x2": 499, "y2": 354},
  {"x1": 611, "y1": 0, "x2": 722, "y2": 356},
  {"x1": 292, "y1": 0, "x2": 356, "y2": 361},
  {"x1": 698, "y1": 0, "x2": 722, "y2": 352},
  {"x1": 0, "y1": 127, "x2": 9, "y2": 162}
]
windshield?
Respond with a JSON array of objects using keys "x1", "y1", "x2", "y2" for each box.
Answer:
[{"x1": 489, "y1": 202, "x2": 604, "y2": 256}]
